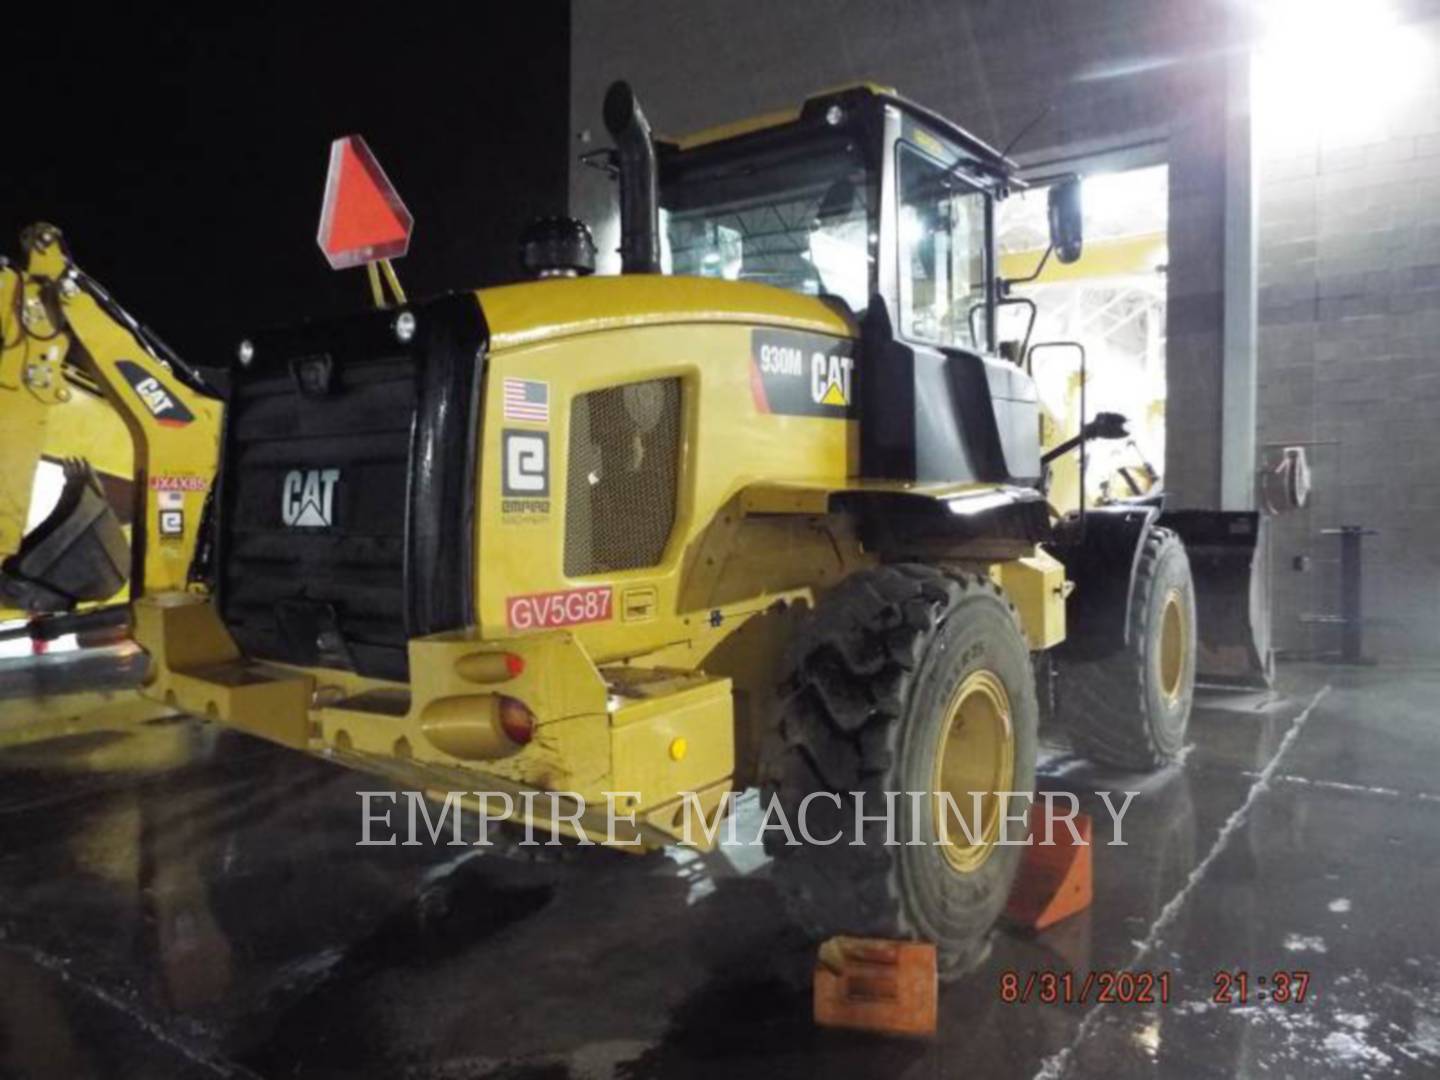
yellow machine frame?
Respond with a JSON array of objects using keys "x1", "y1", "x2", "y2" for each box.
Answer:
[
  {"x1": 136, "y1": 275, "x2": 1067, "y2": 849},
  {"x1": 1, "y1": 227, "x2": 222, "y2": 614}
]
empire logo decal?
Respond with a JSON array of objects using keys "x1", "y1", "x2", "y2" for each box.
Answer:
[
  {"x1": 749, "y1": 329, "x2": 857, "y2": 419},
  {"x1": 501, "y1": 429, "x2": 550, "y2": 520},
  {"x1": 281, "y1": 468, "x2": 340, "y2": 527},
  {"x1": 158, "y1": 508, "x2": 185, "y2": 539},
  {"x1": 115, "y1": 360, "x2": 196, "y2": 427}
]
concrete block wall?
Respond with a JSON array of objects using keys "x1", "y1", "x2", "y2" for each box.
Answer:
[
  {"x1": 1257, "y1": 14, "x2": 1440, "y2": 658},
  {"x1": 1163, "y1": 60, "x2": 1230, "y2": 512}
]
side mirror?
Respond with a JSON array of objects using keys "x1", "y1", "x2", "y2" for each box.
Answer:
[{"x1": 1048, "y1": 178, "x2": 1084, "y2": 265}]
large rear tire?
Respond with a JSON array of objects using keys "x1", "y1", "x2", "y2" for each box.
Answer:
[
  {"x1": 1057, "y1": 526, "x2": 1196, "y2": 770},
  {"x1": 760, "y1": 565, "x2": 1038, "y2": 977}
]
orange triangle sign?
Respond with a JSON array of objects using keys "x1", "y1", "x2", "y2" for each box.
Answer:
[{"x1": 317, "y1": 135, "x2": 414, "y2": 270}]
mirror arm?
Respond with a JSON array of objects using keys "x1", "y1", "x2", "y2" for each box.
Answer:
[
  {"x1": 1040, "y1": 411, "x2": 1130, "y2": 466},
  {"x1": 999, "y1": 243, "x2": 1053, "y2": 296}
]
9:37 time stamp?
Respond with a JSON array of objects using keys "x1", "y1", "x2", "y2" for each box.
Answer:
[{"x1": 1213, "y1": 970, "x2": 1313, "y2": 1004}]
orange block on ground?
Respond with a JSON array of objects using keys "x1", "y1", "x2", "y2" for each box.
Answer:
[
  {"x1": 1004, "y1": 811, "x2": 1094, "y2": 930},
  {"x1": 813, "y1": 936, "x2": 937, "y2": 1038}
]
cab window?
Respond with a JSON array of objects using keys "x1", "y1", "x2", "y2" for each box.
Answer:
[
  {"x1": 660, "y1": 135, "x2": 874, "y2": 313},
  {"x1": 897, "y1": 142, "x2": 989, "y2": 351}
]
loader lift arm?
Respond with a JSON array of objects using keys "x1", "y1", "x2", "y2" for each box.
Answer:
[{"x1": 1, "y1": 224, "x2": 222, "y2": 615}]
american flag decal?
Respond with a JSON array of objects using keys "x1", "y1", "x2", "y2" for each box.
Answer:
[{"x1": 503, "y1": 378, "x2": 550, "y2": 423}]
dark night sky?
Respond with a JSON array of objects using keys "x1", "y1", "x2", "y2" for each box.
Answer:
[{"x1": 2, "y1": 6, "x2": 571, "y2": 385}]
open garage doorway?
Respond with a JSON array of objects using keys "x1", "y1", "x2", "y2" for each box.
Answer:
[{"x1": 998, "y1": 164, "x2": 1169, "y2": 511}]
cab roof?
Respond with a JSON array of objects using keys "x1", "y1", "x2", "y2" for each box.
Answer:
[{"x1": 665, "y1": 83, "x2": 1020, "y2": 185}]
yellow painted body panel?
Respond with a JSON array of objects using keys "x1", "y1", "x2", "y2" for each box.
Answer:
[
  {"x1": 995, "y1": 549, "x2": 1069, "y2": 651},
  {"x1": 57, "y1": 290, "x2": 223, "y2": 596},
  {"x1": 0, "y1": 372, "x2": 48, "y2": 568},
  {"x1": 607, "y1": 668, "x2": 734, "y2": 810},
  {"x1": 137, "y1": 595, "x2": 733, "y2": 847},
  {"x1": 669, "y1": 106, "x2": 802, "y2": 150},
  {"x1": 481, "y1": 275, "x2": 852, "y2": 351},
  {"x1": 0, "y1": 261, "x2": 65, "y2": 563},
  {"x1": 40, "y1": 384, "x2": 134, "y2": 477},
  {"x1": 476, "y1": 315, "x2": 861, "y2": 661}
]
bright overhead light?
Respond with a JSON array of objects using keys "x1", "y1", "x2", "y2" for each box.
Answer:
[{"x1": 1254, "y1": 0, "x2": 1430, "y2": 145}]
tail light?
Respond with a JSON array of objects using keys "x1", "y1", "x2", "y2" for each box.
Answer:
[{"x1": 499, "y1": 696, "x2": 536, "y2": 745}]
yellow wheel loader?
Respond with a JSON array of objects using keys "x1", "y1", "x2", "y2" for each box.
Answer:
[
  {"x1": 123, "y1": 81, "x2": 1204, "y2": 974},
  {"x1": 1, "y1": 225, "x2": 222, "y2": 653}
]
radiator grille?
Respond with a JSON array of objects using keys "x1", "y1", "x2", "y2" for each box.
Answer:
[
  {"x1": 564, "y1": 378, "x2": 681, "y2": 576},
  {"x1": 216, "y1": 295, "x2": 484, "y2": 682},
  {"x1": 220, "y1": 356, "x2": 413, "y2": 678}
]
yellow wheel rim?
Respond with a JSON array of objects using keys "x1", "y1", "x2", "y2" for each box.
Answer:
[
  {"x1": 932, "y1": 669, "x2": 1015, "y2": 874},
  {"x1": 1158, "y1": 587, "x2": 1188, "y2": 705}
]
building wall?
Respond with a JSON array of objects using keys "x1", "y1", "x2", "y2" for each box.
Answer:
[{"x1": 1257, "y1": 12, "x2": 1440, "y2": 658}]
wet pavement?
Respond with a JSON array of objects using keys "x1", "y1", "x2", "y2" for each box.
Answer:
[{"x1": 1, "y1": 662, "x2": 1438, "y2": 1078}]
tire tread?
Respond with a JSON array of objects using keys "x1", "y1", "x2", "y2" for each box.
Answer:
[
  {"x1": 1058, "y1": 526, "x2": 1192, "y2": 771},
  {"x1": 760, "y1": 564, "x2": 1029, "y2": 971}
]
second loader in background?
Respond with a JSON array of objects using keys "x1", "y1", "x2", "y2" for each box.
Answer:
[{"x1": 0, "y1": 224, "x2": 221, "y2": 657}]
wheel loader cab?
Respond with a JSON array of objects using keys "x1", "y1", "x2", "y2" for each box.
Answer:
[
  {"x1": 657, "y1": 86, "x2": 1007, "y2": 346},
  {"x1": 656, "y1": 86, "x2": 1043, "y2": 490}
]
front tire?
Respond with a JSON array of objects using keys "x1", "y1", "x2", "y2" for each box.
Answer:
[
  {"x1": 1058, "y1": 526, "x2": 1196, "y2": 770},
  {"x1": 760, "y1": 565, "x2": 1038, "y2": 976}
]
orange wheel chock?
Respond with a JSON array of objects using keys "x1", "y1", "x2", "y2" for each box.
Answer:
[
  {"x1": 813, "y1": 936, "x2": 937, "y2": 1038},
  {"x1": 1003, "y1": 810, "x2": 1093, "y2": 931}
]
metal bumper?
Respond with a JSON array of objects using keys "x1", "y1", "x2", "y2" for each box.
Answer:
[{"x1": 134, "y1": 594, "x2": 736, "y2": 847}]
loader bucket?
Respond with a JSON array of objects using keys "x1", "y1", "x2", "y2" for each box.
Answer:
[
  {"x1": 1160, "y1": 510, "x2": 1273, "y2": 689},
  {"x1": 0, "y1": 460, "x2": 129, "y2": 613}
]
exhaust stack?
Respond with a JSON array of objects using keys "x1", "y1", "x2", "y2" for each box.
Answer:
[{"x1": 603, "y1": 81, "x2": 660, "y2": 274}]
